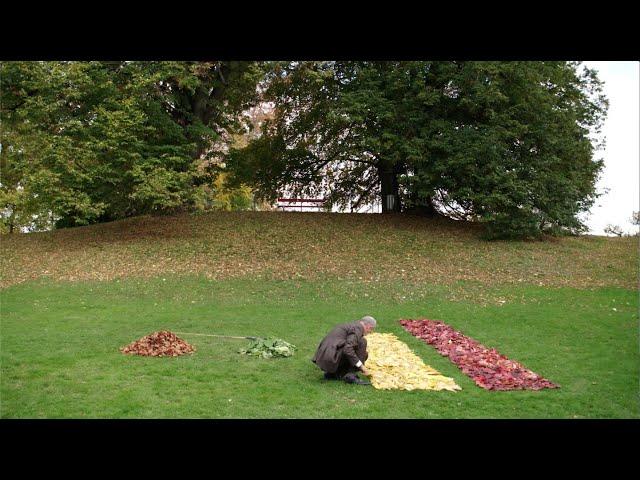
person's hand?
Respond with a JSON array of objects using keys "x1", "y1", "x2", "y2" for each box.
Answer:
[{"x1": 360, "y1": 366, "x2": 370, "y2": 376}]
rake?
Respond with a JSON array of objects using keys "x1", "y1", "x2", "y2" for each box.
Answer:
[
  {"x1": 173, "y1": 332, "x2": 259, "y2": 341},
  {"x1": 173, "y1": 331, "x2": 296, "y2": 358}
]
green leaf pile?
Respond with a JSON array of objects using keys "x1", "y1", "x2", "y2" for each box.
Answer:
[{"x1": 238, "y1": 337, "x2": 297, "y2": 358}]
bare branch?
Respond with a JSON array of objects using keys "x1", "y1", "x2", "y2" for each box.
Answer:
[
  {"x1": 217, "y1": 62, "x2": 227, "y2": 85},
  {"x1": 350, "y1": 176, "x2": 379, "y2": 212}
]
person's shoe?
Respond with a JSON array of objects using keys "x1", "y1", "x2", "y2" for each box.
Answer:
[
  {"x1": 324, "y1": 372, "x2": 338, "y2": 380},
  {"x1": 343, "y1": 373, "x2": 371, "y2": 385}
]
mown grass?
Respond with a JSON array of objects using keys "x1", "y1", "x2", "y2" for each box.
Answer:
[{"x1": 1, "y1": 276, "x2": 637, "y2": 418}]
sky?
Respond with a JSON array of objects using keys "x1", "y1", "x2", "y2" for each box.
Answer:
[{"x1": 582, "y1": 61, "x2": 639, "y2": 235}]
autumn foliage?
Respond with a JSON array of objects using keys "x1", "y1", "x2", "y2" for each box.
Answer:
[
  {"x1": 366, "y1": 332, "x2": 461, "y2": 391},
  {"x1": 400, "y1": 319, "x2": 559, "y2": 391},
  {"x1": 120, "y1": 331, "x2": 196, "y2": 357}
]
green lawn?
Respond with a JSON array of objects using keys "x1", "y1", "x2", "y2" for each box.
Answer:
[{"x1": 1, "y1": 276, "x2": 637, "y2": 418}]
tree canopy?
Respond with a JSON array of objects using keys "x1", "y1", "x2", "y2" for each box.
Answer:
[
  {"x1": 2, "y1": 61, "x2": 608, "y2": 238},
  {"x1": 1, "y1": 61, "x2": 262, "y2": 231},
  {"x1": 227, "y1": 61, "x2": 607, "y2": 238}
]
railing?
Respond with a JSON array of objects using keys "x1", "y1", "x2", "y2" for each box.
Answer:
[{"x1": 277, "y1": 198, "x2": 325, "y2": 211}]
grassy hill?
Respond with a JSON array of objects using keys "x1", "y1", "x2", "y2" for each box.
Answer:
[
  {"x1": 1, "y1": 212, "x2": 638, "y2": 418},
  {"x1": 1, "y1": 211, "x2": 636, "y2": 290}
]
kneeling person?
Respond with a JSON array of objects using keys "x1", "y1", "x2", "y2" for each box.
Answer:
[{"x1": 312, "y1": 315, "x2": 377, "y2": 385}]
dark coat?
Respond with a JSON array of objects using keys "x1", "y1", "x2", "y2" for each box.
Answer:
[{"x1": 312, "y1": 321, "x2": 368, "y2": 374}]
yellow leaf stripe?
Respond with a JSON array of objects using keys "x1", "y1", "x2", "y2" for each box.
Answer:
[{"x1": 366, "y1": 333, "x2": 461, "y2": 391}]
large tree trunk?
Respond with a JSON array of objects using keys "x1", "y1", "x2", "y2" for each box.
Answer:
[
  {"x1": 7, "y1": 206, "x2": 16, "y2": 233},
  {"x1": 191, "y1": 86, "x2": 214, "y2": 160},
  {"x1": 379, "y1": 164, "x2": 401, "y2": 213}
]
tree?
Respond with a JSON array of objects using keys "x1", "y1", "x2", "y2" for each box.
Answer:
[
  {"x1": 227, "y1": 61, "x2": 607, "y2": 238},
  {"x1": 0, "y1": 122, "x2": 55, "y2": 233},
  {"x1": 227, "y1": 61, "x2": 415, "y2": 213},
  {"x1": 418, "y1": 61, "x2": 608, "y2": 238},
  {"x1": 604, "y1": 224, "x2": 624, "y2": 237},
  {"x1": 193, "y1": 103, "x2": 274, "y2": 212},
  {"x1": 1, "y1": 61, "x2": 262, "y2": 230},
  {"x1": 2, "y1": 62, "x2": 121, "y2": 230}
]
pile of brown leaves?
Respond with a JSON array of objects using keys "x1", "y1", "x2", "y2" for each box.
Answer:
[{"x1": 120, "y1": 331, "x2": 195, "y2": 357}]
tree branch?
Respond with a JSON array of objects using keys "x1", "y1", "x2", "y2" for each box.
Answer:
[
  {"x1": 350, "y1": 176, "x2": 378, "y2": 212},
  {"x1": 217, "y1": 62, "x2": 227, "y2": 86}
]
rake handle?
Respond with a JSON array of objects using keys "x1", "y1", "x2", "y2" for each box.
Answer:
[{"x1": 174, "y1": 332, "x2": 258, "y2": 340}]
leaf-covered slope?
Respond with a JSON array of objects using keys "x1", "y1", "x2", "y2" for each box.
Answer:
[{"x1": 1, "y1": 211, "x2": 636, "y2": 289}]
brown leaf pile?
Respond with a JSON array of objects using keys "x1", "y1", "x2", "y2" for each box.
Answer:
[{"x1": 120, "y1": 331, "x2": 195, "y2": 357}]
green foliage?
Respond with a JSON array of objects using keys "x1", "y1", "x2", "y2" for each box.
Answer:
[
  {"x1": 192, "y1": 172, "x2": 254, "y2": 212},
  {"x1": 238, "y1": 337, "x2": 297, "y2": 358},
  {"x1": 1, "y1": 61, "x2": 262, "y2": 230},
  {"x1": 211, "y1": 172, "x2": 253, "y2": 211},
  {"x1": 228, "y1": 61, "x2": 607, "y2": 238},
  {"x1": 2, "y1": 61, "x2": 608, "y2": 238},
  {"x1": 422, "y1": 62, "x2": 607, "y2": 239}
]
